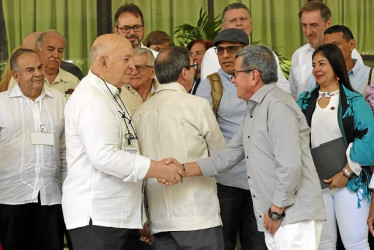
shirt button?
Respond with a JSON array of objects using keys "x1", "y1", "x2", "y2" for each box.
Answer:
[
  {"x1": 253, "y1": 194, "x2": 255, "y2": 198},
  {"x1": 247, "y1": 136, "x2": 250, "y2": 138},
  {"x1": 250, "y1": 115, "x2": 253, "y2": 118},
  {"x1": 246, "y1": 156, "x2": 249, "y2": 159},
  {"x1": 259, "y1": 215, "x2": 262, "y2": 218},
  {"x1": 248, "y1": 176, "x2": 250, "y2": 179}
]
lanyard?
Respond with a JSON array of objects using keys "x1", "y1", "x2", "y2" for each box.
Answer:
[{"x1": 100, "y1": 78, "x2": 138, "y2": 145}]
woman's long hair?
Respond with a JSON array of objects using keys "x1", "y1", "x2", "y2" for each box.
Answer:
[{"x1": 312, "y1": 44, "x2": 355, "y2": 92}]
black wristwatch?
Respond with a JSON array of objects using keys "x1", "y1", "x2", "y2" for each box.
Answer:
[{"x1": 268, "y1": 208, "x2": 285, "y2": 221}]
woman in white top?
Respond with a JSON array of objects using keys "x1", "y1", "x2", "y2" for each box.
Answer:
[{"x1": 298, "y1": 44, "x2": 374, "y2": 250}]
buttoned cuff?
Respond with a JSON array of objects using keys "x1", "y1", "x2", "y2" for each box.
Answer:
[{"x1": 273, "y1": 189, "x2": 296, "y2": 208}]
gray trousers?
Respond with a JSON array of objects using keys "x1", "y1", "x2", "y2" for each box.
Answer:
[
  {"x1": 152, "y1": 226, "x2": 224, "y2": 250},
  {"x1": 68, "y1": 220, "x2": 131, "y2": 250}
]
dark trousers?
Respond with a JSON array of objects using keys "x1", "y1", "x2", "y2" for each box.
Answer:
[
  {"x1": 153, "y1": 226, "x2": 224, "y2": 250},
  {"x1": 217, "y1": 183, "x2": 267, "y2": 250},
  {"x1": 0, "y1": 199, "x2": 64, "y2": 250},
  {"x1": 68, "y1": 221, "x2": 131, "y2": 250},
  {"x1": 124, "y1": 229, "x2": 154, "y2": 250}
]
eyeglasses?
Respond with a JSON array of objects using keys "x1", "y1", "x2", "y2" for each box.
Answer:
[
  {"x1": 116, "y1": 25, "x2": 144, "y2": 34},
  {"x1": 134, "y1": 64, "x2": 153, "y2": 73},
  {"x1": 185, "y1": 62, "x2": 198, "y2": 70},
  {"x1": 215, "y1": 46, "x2": 244, "y2": 56},
  {"x1": 231, "y1": 69, "x2": 255, "y2": 80}
]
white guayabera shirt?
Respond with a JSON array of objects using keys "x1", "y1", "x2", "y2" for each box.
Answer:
[{"x1": 0, "y1": 85, "x2": 66, "y2": 205}]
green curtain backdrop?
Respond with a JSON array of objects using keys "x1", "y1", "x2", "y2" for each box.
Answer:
[
  {"x1": 2, "y1": 0, "x2": 374, "y2": 74},
  {"x1": 2, "y1": 0, "x2": 96, "y2": 73}
]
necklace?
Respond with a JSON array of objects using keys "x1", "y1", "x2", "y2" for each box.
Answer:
[{"x1": 319, "y1": 89, "x2": 340, "y2": 98}]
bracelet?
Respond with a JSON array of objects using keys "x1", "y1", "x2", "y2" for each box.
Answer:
[
  {"x1": 342, "y1": 167, "x2": 352, "y2": 178},
  {"x1": 181, "y1": 164, "x2": 185, "y2": 183}
]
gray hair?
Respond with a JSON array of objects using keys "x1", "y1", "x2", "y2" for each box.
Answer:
[
  {"x1": 10, "y1": 48, "x2": 38, "y2": 71},
  {"x1": 222, "y1": 3, "x2": 251, "y2": 23},
  {"x1": 236, "y1": 45, "x2": 278, "y2": 84},
  {"x1": 155, "y1": 46, "x2": 190, "y2": 84},
  {"x1": 35, "y1": 30, "x2": 66, "y2": 50},
  {"x1": 133, "y1": 48, "x2": 155, "y2": 66}
]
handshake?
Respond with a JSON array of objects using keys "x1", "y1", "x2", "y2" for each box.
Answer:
[{"x1": 148, "y1": 158, "x2": 201, "y2": 186}]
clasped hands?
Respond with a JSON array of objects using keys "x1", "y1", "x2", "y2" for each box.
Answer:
[{"x1": 155, "y1": 158, "x2": 185, "y2": 186}]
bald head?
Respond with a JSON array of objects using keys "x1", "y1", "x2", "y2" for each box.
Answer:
[
  {"x1": 22, "y1": 32, "x2": 42, "y2": 50},
  {"x1": 90, "y1": 34, "x2": 134, "y2": 88}
]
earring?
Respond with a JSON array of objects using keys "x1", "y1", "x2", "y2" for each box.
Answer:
[{"x1": 335, "y1": 76, "x2": 340, "y2": 83}]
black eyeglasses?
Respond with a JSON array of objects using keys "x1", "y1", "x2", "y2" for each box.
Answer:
[
  {"x1": 134, "y1": 64, "x2": 153, "y2": 73},
  {"x1": 231, "y1": 69, "x2": 255, "y2": 80},
  {"x1": 215, "y1": 46, "x2": 244, "y2": 56},
  {"x1": 185, "y1": 62, "x2": 198, "y2": 70},
  {"x1": 116, "y1": 25, "x2": 144, "y2": 34}
]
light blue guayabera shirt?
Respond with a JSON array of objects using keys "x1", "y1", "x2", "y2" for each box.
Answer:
[
  {"x1": 196, "y1": 68, "x2": 249, "y2": 190},
  {"x1": 304, "y1": 59, "x2": 371, "y2": 95}
]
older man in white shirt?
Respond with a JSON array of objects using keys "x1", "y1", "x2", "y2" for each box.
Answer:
[
  {"x1": 62, "y1": 34, "x2": 184, "y2": 250},
  {"x1": 0, "y1": 48, "x2": 66, "y2": 250}
]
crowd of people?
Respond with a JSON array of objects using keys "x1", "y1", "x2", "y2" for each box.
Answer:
[{"x1": 0, "y1": 1, "x2": 374, "y2": 250}]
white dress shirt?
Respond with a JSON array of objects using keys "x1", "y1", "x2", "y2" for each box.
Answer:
[
  {"x1": 200, "y1": 47, "x2": 291, "y2": 93},
  {"x1": 289, "y1": 43, "x2": 363, "y2": 100},
  {"x1": 0, "y1": 85, "x2": 66, "y2": 205},
  {"x1": 62, "y1": 71, "x2": 151, "y2": 230}
]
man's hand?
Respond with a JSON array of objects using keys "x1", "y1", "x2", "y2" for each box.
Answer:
[
  {"x1": 139, "y1": 224, "x2": 153, "y2": 245},
  {"x1": 368, "y1": 193, "x2": 374, "y2": 236},
  {"x1": 146, "y1": 158, "x2": 185, "y2": 186},
  {"x1": 263, "y1": 204, "x2": 284, "y2": 234}
]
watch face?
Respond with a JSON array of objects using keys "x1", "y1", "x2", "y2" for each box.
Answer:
[
  {"x1": 268, "y1": 209, "x2": 283, "y2": 220},
  {"x1": 271, "y1": 213, "x2": 280, "y2": 220}
]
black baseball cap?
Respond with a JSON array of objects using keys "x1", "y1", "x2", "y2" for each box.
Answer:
[{"x1": 213, "y1": 28, "x2": 249, "y2": 46}]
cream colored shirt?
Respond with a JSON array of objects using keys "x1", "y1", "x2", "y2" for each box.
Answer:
[
  {"x1": 133, "y1": 82, "x2": 226, "y2": 233},
  {"x1": 9, "y1": 67, "x2": 79, "y2": 101},
  {"x1": 120, "y1": 80, "x2": 158, "y2": 116}
]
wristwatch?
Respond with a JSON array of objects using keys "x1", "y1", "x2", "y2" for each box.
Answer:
[{"x1": 268, "y1": 208, "x2": 285, "y2": 221}]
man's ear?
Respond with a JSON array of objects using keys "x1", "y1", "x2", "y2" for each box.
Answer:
[
  {"x1": 114, "y1": 26, "x2": 119, "y2": 35},
  {"x1": 151, "y1": 68, "x2": 156, "y2": 79},
  {"x1": 348, "y1": 39, "x2": 356, "y2": 53},
  {"x1": 99, "y1": 56, "x2": 109, "y2": 71},
  {"x1": 252, "y1": 69, "x2": 261, "y2": 83},
  {"x1": 11, "y1": 71, "x2": 19, "y2": 83},
  {"x1": 180, "y1": 68, "x2": 188, "y2": 80}
]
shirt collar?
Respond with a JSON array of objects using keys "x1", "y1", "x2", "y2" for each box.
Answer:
[
  {"x1": 248, "y1": 82, "x2": 277, "y2": 105},
  {"x1": 348, "y1": 59, "x2": 359, "y2": 76},
  {"x1": 218, "y1": 68, "x2": 233, "y2": 81},
  {"x1": 155, "y1": 82, "x2": 187, "y2": 94},
  {"x1": 124, "y1": 79, "x2": 159, "y2": 95},
  {"x1": 87, "y1": 70, "x2": 120, "y2": 95},
  {"x1": 305, "y1": 43, "x2": 315, "y2": 54},
  {"x1": 8, "y1": 83, "x2": 51, "y2": 100},
  {"x1": 45, "y1": 67, "x2": 68, "y2": 84}
]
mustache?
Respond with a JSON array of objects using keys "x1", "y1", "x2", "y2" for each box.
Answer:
[
  {"x1": 49, "y1": 58, "x2": 60, "y2": 62},
  {"x1": 126, "y1": 34, "x2": 139, "y2": 39}
]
